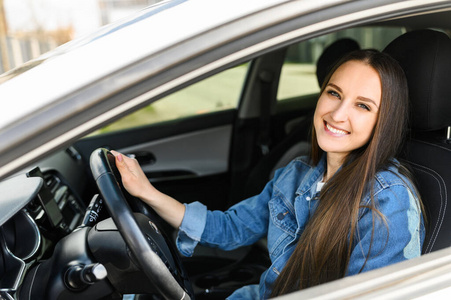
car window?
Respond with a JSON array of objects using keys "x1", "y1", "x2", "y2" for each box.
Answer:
[
  {"x1": 93, "y1": 63, "x2": 249, "y2": 135},
  {"x1": 277, "y1": 27, "x2": 406, "y2": 101}
]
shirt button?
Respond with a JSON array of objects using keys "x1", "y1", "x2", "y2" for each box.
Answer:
[
  {"x1": 306, "y1": 196, "x2": 311, "y2": 201},
  {"x1": 277, "y1": 211, "x2": 289, "y2": 220}
]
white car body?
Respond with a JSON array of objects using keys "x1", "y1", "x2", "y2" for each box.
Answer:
[{"x1": 1, "y1": 0, "x2": 451, "y2": 299}]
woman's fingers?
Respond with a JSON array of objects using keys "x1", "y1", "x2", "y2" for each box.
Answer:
[{"x1": 111, "y1": 150, "x2": 148, "y2": 197}]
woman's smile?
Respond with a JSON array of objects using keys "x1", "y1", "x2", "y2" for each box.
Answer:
[{"x1": 324, "y1": 120, "x2": 350, "y2": 136}]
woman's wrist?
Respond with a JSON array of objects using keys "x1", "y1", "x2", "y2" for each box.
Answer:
[
  {"x1": 141, "y1": 188, "x2": 185, "y2": 229},
  {"x1": 139, "y1": 185, "x2": 162, "y2": 207}
]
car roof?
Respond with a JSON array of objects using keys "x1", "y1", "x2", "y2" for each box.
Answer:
[{"x1": 0, "y1": 0, "x2": 450, "y2": 180}]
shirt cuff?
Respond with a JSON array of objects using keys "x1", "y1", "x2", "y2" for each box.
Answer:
[{"x1": 176, "y1": 201, "x2": 207, "y2": 257}]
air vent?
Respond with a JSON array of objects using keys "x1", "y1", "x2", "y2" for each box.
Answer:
[{"x1": 44, "y1": 172, "x2": 60, "y2": 193}]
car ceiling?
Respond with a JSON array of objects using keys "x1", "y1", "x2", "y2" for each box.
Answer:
[{"x1": 378, "y1": 8, "x2": 451, "y2": 30}]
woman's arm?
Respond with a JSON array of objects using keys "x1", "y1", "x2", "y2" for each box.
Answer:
[
  {"x1": 347, "y1": 185, "x2": 424, "y2": 275},
  {"x1": 111, "y1": 151, "x2": 293, "y2": 256},
  {"x1": 112, "y1": 150, "x2": 185, "y2": 229}
]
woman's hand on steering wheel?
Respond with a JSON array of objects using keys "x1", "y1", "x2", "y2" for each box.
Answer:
[
  {"x1": 111, "y1": 150, "x2": 156, "y2": 202},
  {"x1": 111, "y1": 150, "x2": 186, "y2": 230}
]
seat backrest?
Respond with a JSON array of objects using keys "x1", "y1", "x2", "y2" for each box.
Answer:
[
  {"x1": 383, "y1": 29, "x2": 451, "y2": 254},
  {"x1": 316, "y1": 38, "x2": 360, "y2": 88}
]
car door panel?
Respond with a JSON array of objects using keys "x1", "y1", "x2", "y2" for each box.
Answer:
[
  {"x1": 74, "y1": 110, "x2": 235, "y2": 210},
  {"x1": 119, "y1": 125, "x2": 232, "y2": 181}
]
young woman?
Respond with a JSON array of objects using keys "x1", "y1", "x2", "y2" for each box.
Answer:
[{"x1": 112, "y1": 49, "x2": 425, "y2": 299}]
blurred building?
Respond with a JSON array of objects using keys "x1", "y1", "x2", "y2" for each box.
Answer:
[{"x1": 0, "y1": 0, "x2": 160, "y2": 74}]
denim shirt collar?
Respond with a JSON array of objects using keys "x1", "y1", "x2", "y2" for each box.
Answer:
[{"x1": 295, "y1": 155, "x2": 326, "y2": 197}]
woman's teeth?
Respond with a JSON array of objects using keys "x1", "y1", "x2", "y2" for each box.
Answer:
[{"x1": 326, "y1": 122, "x2": 348, "y2": 135}]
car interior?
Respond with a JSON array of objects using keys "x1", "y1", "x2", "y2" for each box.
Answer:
[
  {"x1": 384, "y1": 29, "x2": 451, "y2": 254},
  {"x1": 1, "y1": 5, "x2": 451, "y2": 300}
]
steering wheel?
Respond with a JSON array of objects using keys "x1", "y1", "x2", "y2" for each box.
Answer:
[{"x1": 89, "y1": 148, "x2": 192, "y2": 300}]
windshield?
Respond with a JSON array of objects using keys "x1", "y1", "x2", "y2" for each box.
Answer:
[{"x1": 0, "y1": 0, "x2": 183, "y2": 85}]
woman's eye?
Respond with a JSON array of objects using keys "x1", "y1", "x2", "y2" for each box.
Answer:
[
  {"x1": 327, "y1": 90, "x2": 340, "y2": 99},
  {"x1": 357, "y1": 103, "x2": 370, "y2": 111}
]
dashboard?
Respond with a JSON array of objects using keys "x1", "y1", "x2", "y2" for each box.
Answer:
[
  {"x1": 0, "y1": 147, "x2": 88, "y2": 297},
  {"x1": 0, "y1": 146, "x2": 187, "y2": 299}
]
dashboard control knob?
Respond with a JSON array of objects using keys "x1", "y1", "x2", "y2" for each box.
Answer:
[{"x1": 65, "y1": 263, "x2": 107, "y2": 290}]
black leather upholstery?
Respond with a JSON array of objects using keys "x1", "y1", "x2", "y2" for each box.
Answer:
[
  {"x1": 316, "y1": 38, "x2": 360, "y2": 88},
  {"x1": 384, "y1": 30, "x2": 451, "y2": 131},
  {"x1": 384, "y1": 30, "x2": 451, "y2": 254}
]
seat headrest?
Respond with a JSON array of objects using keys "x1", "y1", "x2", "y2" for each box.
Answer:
[
  {"x1": 383, "y1": 29, "x2": 451, "y2": 131},
  {"x1": 316, "y1": 38, "x2": 360, "y2": 88}
]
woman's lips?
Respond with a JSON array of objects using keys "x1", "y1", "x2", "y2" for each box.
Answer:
[{"x1": 324, "y1": 121, "x2": 349, "y2": 136}]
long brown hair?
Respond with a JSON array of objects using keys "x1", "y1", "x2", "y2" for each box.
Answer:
[{"x1": 271, "y1": 50, "x2": 411, "y2": 296}]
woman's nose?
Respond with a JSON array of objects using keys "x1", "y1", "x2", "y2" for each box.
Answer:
[{"x1": 330, "y1": 101, "x2": 349, "y2": 122}]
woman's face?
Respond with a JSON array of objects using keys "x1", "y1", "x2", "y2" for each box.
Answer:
[{"x1": 313, "y1": 60, "x2": 381, "y2": 161}]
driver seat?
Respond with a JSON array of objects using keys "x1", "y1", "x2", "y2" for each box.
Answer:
[{"x1": 383, "y1": 29, "x2": 451, "y2": 254}]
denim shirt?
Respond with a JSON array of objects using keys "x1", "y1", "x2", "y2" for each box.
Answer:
[{"x1": 176, "y1": 156, "x2": 425, "y2": 299}]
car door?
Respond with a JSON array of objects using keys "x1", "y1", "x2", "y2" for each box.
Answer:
[{"x1": 74, "y1": 63, "x2": 250, "y2": 211}]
